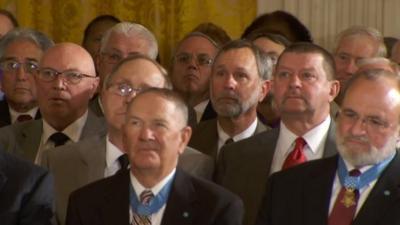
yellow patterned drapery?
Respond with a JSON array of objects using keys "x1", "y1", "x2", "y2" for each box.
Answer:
[{"x1": 0, "y1": 0, "x2": 257, "y2": 67}]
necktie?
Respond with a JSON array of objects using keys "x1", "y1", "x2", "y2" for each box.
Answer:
[
  {"x1": 131, "y1": 190, "x2": 154, "y2": 225},
  {"x1": 16, "y1": 114, "x2": 33, "y2": 122},
  {"x1": 224, "y1": 138, "x2": 234, "y2": 145},
  {"x1": 117, "y1": 154, "x2": 129, "y2": 174},
  {"x1": 328, "y1": 169, "x2": 361, "y2": 225},
  {"x1": 282, "y1": 137, "x2": 307, "y2": 170},
  {"x1": 49, "y1": 132, "x2": 69, "y2": 147}
]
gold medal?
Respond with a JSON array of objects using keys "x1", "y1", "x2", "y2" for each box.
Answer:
[{"x1": 341, "y1": 188, "x2": 356, "y2": 208}]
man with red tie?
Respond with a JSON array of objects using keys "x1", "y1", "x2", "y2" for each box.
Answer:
[
  {"x1": 256, "y1": 68, "x2": 400, "y2": 225},
  {"x1": 216, "y1": 42, "x2": 340, "y2": 225}
]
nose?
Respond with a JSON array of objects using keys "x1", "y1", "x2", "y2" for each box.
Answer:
[
  {"x1": 15, "y1": 66, "x2": 27, "y2": 81},
  {"x1": 344, "y1": 58, "x2": 358, "y2": 75},
  {"x1": 139, "y1": 125, "x2": 155, "y2": 141},
  {"x1": 223, "y1": 74, "x2": 237, "y2": 90},
  {"x1": 53, "y1": 74, "x2": 67, "y2": 90},
  {"x1": 124, "y1": 92, "x2": 137, "y2": 104},
  {"x1": 288, "y1": 74, "x2": 302, "y2": 88},
  {"x1": 349, "y1": 117, "x2": 368, "y2": 136}
]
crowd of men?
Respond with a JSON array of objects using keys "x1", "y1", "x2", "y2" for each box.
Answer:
[{"x1": 1, "y1": 8, "x2": 400, "y2": 225}]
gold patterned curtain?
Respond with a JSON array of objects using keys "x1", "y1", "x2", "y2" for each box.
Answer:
[{"x1": 0, "y1": 0, "x2": 257, "y2": 67}]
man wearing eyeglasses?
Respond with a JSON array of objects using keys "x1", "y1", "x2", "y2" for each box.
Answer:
[
  {"x1": 0, "y1": 28, "x2": 53, "y2": 127},
  {"x1": 90, "y1": 22, "x2": 158, "y2": 117},
  {"x1": 0, "y1": 42, "x2": 106, "y2": 164},
  {"x1": 170, "y1": 23, "x2": 231, "y2": 125},
  {"x1": 188, "y1": 40, "x2": 272, "y2": 160},
  {"x1": 256, "y1": 68, "x2": 400, "y2": 225},
  {"x1": 41, "y1": 54, "x2": 214, "y2": 225}
]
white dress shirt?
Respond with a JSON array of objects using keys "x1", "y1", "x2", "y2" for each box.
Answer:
[
  {"x1": 9, "y1": 106, "x2": 39, "y2": 123},
  {"x1": 217, "y1": 117, "x2": 258, "y2": 156},
  {"x1": 270, "y1": 116, "x2": 331, "y2": 174},
  {"x1": 193, "y1": 100, "x2": 209, "y2": 123},
  {"x1": 35, "y1": 111, "x2": 88, "y2": 164},
  {"x1": 129, "y1": 169, "x2": 176, "y2": 225},
  {"x1": 104, "y1": 134, "x2": 125, "y2": 177}
]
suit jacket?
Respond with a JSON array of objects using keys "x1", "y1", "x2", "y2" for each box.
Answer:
[
  {"x1": 41, "y1": 134, "x2": 214, "y2": 225},
  {"x1": 0, "y1": 99, "x2": 41, "y2": 127},
  {"x1": 189, "y1": 118, "x2": 269, "y2": 159},
  {"x1": 255, "y1": 152, "x2": 400, "y2": 225},
  {"x1": 216, "y1": 121, "x2": 337, "y2": 225},
  {"x1": 89, "y1": 96, "x2": 103, "y2": 117},
  {"x1": 200, "y1": 100, "x2": 217, "y2": 121},
  {"x1": 65, "y1": 169, "x2": 243, "y2": 225},
  {"x1": 0, "y1": 148, "x2": 54, "y2": 225},
  {"x1": 0, "y1": 110, "x2": 106, "y2": 162}
]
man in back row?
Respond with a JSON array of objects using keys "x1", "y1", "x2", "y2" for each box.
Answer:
[
  {"x1": 66, "y1": 88, "x2": 243, "y2": 225},
  {"x1": 217, "y1": 42, "x2": 340, "y2": 225}
]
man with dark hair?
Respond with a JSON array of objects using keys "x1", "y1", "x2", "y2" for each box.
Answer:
[
  {"x1": 256, "y1": 69, "x2": 400, "y2": 225},
  {"x1": 66, "y1": 88, "x2": 243, "y2": 225},
  {"x1": 216, "y1": 42, "x2": 340, "y2": 225}
]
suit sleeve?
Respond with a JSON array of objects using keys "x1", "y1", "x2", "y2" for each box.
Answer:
[
  {"x1": 254, "y1": 173, "x2": 275, "y2": 225},
  {"x1": 19, "y1": 170, "x2": 55, "y2": 225},
  {"x1": 214, "y1": 195, "x2": 244, "y2": 225}
]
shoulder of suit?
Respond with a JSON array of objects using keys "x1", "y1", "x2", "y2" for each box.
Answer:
[{"x1": 0, "y1": 149, "x2": 48, "y2": 179}]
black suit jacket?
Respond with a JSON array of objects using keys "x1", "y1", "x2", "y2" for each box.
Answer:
[
  {"x1": 66, "y1": 169, "x2": 243, "y2": 225},
  {"x1": 256, "y1": 152, "x2": 400, "y2": 225},
  {"x1": 0, "y1": 149, "x2": 54, "y2": 225},
  {"x1": 0, "y1": 99, "x2": 41, "y2": 127}
]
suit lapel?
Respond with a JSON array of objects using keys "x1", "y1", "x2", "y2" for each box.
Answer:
[
  {"x1": 80, "y1": 111, "x2": 107, "y2": 140},
  {"x1": 78, "y1": 135, "x2": 107, "y2": 183},
  {"x1": 0, "y1": 99, "x2": 11, "y2": 126},
  {"x1": 161, "y1": 169, "x2": 195, "y2": 225},
  {"x1": 353, "y1": 152, "x2": 400, "y2": 225},
  {"x1": 200, "y1": 101, "x2": 217, "y2": 122},
  {"x1": 322, "y1": 121, "x2": 337, "y2": 157},
  {"x1": 303, "y1": 156, "x2": 338, "y2": 225},
  {"x1": 19, "y1": 120, "x2": 43, "y2": 161}
]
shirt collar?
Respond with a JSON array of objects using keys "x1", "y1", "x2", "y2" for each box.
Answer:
[
  {"x1": 130, "y1": 168, "x2": 176, "y2": 199},
  {"x1": 194, "y1": 100, "x2": 209, "y2": 123},
  {"x1": 105, "y1": 133, "x2": 124, "y2": 168},
  {"x1": 9, "y1": 106, "x2": 39, "y2": 123},
  {"x1": 217, "y1": 117, "x2": 258, "y2": 144},
  {"x1": 279, "y1": 116, "x2": 331, "y2": 154},
  {"x1": 42, "y1": 110, "x2": 88, "y2": 144}
]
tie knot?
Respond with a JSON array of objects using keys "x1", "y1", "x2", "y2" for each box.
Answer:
[
  {"x1": 140, "y1": 190, "x2": 154, "y2": 205},
  {"x1": 17, "y1": 114, "x2": 33, "y2": 122},
  {"x1": 295, "y1": 137, "x2": 306, "y2": 148},
  {"x1": 117, "y1": 154, "x2": 129, "y2": 171},
  {"x1": 349, "y1": 169, "x2": 361, "y2": 177},
  {"x1": 224, "y1": 138, "x2": 234, "y2": 145},
  {"x1": 49, "y1": 132, "x2": 69, "y2": 147}
]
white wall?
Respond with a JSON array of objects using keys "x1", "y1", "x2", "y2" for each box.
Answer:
[{"x1": 257, "y1": 0, "x2": 400, "y2": 51}]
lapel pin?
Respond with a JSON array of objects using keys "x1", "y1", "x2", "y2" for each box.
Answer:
[
  {"x1": 384, "y1": 190, "x2": 391, "y2": 196},
  {"x1": 183, "y1": 212, "x2": 189, "y2": 218}
]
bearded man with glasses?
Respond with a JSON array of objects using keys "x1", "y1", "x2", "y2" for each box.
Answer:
[{"x1": 0, "y1": 28, "x2": 53, "y2": 127}]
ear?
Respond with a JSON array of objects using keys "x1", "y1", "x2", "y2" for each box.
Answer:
[
  {"x1": 177, "y1": 126, "x2": 192, "y2": 155},
  {"x1": 258, "y1": 80, "x2": 271, "y2": 102},
  {"x1": 89, "y1": 77, "x2": 100, "y2": 98},
  {"x1": 327, "y1": 80, "x2": 340, "y2": 102}
]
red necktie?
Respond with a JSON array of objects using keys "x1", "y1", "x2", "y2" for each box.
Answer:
[
  {"x1": 282, "y1": 137, "x2": 307, "y2": 170},
  {"x1": 328, "y1": 169, "x2": 361, "y2": 225}
]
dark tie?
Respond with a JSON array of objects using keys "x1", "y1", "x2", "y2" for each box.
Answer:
[
  {"x1": 131, "y1": 190, "x2": 154, "y2": 225},
  {"x1": 117, "y1": 154, "x2": 129, "y2": 174},
  {"x1": 49, "y1": 132, "x2": 69, "y2": 147},
  {"x1": 224, "y1": 138, "x2": 234, "y2": 145},
  {"x1": 282, "y1": 137, "x2": 307, "y2": 170},
  {"x1": 16, "y1": 114, "x2": 33, "y2": 122},
  {"x1": 328, "y1": 169, "x2": 361, "y2": 225}
]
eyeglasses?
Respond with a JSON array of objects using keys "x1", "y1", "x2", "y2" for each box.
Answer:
[
  {"x1": 0, "y1": 60, "x2": 39, "y2": 74},
  {"x1": 37, "y1": 68, "x2": 96, "y2": 84},
  {"x1": 100, "y1": 52, "x2": 123, "y2": 65},
  {"x1": 108, "y1": 83, "x2": 143, "y2": 97},
  {"x1": 175, "y1": 53, "x2": 213, "y2": 66},
  {"x1": 338, "y1": 109, "x2": 393, "y2": 133}
]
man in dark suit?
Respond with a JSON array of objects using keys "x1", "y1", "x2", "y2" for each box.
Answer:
[
  {"x1": 42, "y1": 54, "x2": 214, "y2": 225},
  {"x1": 66, "y1": 88, "x2": 243, "y2": 225},
  {"x1": 0, "y1": 148, "x2": 54, "y2": 225},
  {"x1": 189, "y1": 40, "x2": 272, "y2": 159},
  {"x1": 0, "y1": 28, "x2": 53, "y2": 127},
  {"x1": 90, "y1": 22, "x2": 158, "y2": 117},
  {"x1": 0, "y1": 43, "x2": 105, "y2": 164},
  {"x1": 216, "y1": 42, "x2": 340, "y2": 225},
  {"x1": 256, "y1": 68, "x2": 400, "y2": 225}
]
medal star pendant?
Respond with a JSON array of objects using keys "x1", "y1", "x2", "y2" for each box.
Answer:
[{"x1": 341, "y1": 188, "x2": 356, "y2": 208}]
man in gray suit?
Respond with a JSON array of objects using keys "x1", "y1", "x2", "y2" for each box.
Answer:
[
  {"x1": 216, "y1": 42, "x2": 340, "y2": 225},
  {"x1": 189, "y1": 40, "x2": 273, "y2": 160},
  {"x1": 42, "y1": 54, "x2": 214, "y2": 225},
  {"x1": 90, "y1": 22, "x2": 158, "y2": 116},
  {"x1": 0, "y1": 43, "x2": 105, "y2": 164}
]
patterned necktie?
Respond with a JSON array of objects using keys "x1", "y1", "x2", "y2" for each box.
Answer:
[
  {"x1": 16, "y1": 114, "x2": 33, "y2": 122},
  {"x1": 328, "y1": 169, "x2": 361, "y2": 225},
  {"x1": 49, "y1": 132, "x2": 69, "y2": 147},
  {"x1": 116, "y1": 154, "x2": 129, "y2": 174},
  {"x1": 282, "y1": 137, "x2": 307, "y2": 170},
  {"x1": 131, "y1": 190, "x2": 154, "y2": 225}
]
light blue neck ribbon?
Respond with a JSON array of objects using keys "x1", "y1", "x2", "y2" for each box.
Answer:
[
  {"x1": 129, "y1": 176, "x2": 174, "y2": 216},
  {"x1": 337, "y1": 154, "x2": 395, "y2": 190}
]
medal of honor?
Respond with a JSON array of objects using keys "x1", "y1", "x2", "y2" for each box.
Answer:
[{"x1": 341, "y1": 188, "x2": 356, "y2": 208}]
